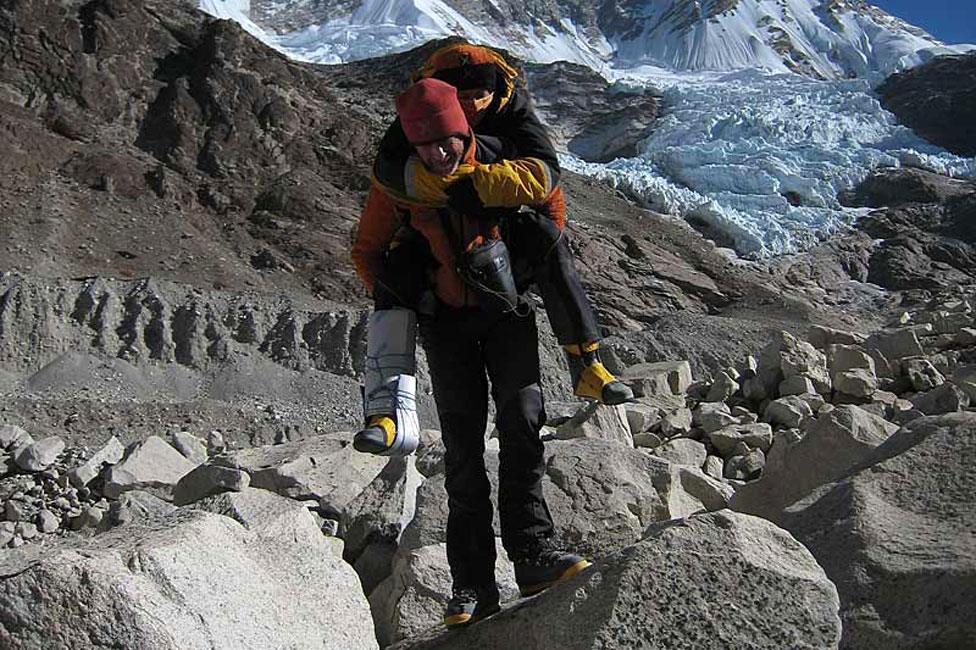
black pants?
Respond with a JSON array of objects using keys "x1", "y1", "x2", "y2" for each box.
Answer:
[
  {"x1": 420, "y1": 305, "x2": 554, "y2": 589},
  {"x1": 374, "y1": 212, "x2": 602, "y2": 346}
]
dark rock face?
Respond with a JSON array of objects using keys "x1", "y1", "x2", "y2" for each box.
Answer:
[
  {"x1": 841, "y1": 167, "x2": 976, "y2": 291},
  {"x1": 877, "y1": 53, "x2": 976, "y2": 156},
  {"x1": 524, "y1": 61, "x2": 661, "y2": 163}
]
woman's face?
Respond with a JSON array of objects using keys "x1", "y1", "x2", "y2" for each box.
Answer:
[
  {"x1": 415, "y1": 135, "x2": 466, "y2": 176},
  {"x1": 458, "y1": 88, "x2": 494, "y2": 125}
]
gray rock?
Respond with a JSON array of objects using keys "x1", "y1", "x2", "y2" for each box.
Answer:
[
  {"x1": 5, "y1": 499, "x2": 29, "y2": 522},
  {"x1": 206, "y1": 430, "x2": 226, "y2": 456},
  {"x1": 14, "y1": 436, "x2": 65, "y2": 472},
  {"x1": 807, "y1": 325, "x2": 863, "y2": 349},
  {"x1": 692, "y1": 401, "x2": 736, "y2": 433},
  {"x1": 759, "y1": 331, "x2": 831, "y2": 396},
  {"x1": 828, "y1": 344, "x2": 876, "y2": 377},
  {"x1": 622, "y1": 402, "x2": 661, "y2": 435},
  {"x1": 742, "y1": 375, "x2": 767, "y2": 402},
  {"x1": 213, "y1": 434, "x2": 388, "y2": 514},
  {"x1": 659, "y1": 407, "x2": 693, "y2": 436},
  {"x1": 36, "y1": 509, "x2": 60, "y2": 533},
  {"x1": 953, "y1": 365, "x2": 976, "y2": 402},
  {"x1": 867, "y1": 346, "x2": 897, "y2": 379},
  {"x1": 554, "y1": 403, "x2": 632, "y2": 447},
  {"x1": 173, "y1": 464, "x2": 251, "y2": 506},
  {"x1": 341, "y1": 454, "x2": 423, "y2": 582},
  {"x1": 955, "y1": 327, "x2": 976, "y2": 346},
  {"x1": 171, "y1": 431, "x2": 208, "y2": 464},
  {"x1": 903, "y1": 358, "x2": 945, "y2": 391},
  {"x1": 799, "y1": 393, "x2": 828, "y2": 414},
  {"x1": 866, "y1": 328, "x2": 925, "y2": 364},
  {"x1": 68, "y1": 435, "x2": 125, "y2": 488},
  {"x1": 389, "y1": 510, "x2": 840, "y2": 650},
  {"x1": 724, "y1": 449, "x2": 765, "y2": 480},
  {"x1": 371, "y1": 542, "x2": 518, "y2": 647},
  {"x1": 732, "y1": 405, "x2": 898, "y2": 522},
  {"x1": 108, "y1": 490, "x2": 177, "y2": 527},
  {"x1": 703, "y1": 454, "x2": 724, "y2": 479},
  {"x1": 665, "y1": 466, "x2": 734, "y2": 514},
  {"x1": 764, "y1": 395, "x2": 814, "y2": 428},
  {"x1": 708, "y1": 423, "x2": 774, "y2": 458},
  {"x1": 783, "y1": 413, "x2": 976, "y2": 649},
  {"x1": 0, "y1": 489, "x2": 378, "y2": 649},
  {"x1": 0, "y1": 424, "x2": 31, "y2": 451},
  {"x1": 632, "y1": 432, "x2": 663, "y2": 449},
  {"x1": 650, "y1": 438, "x2": 707, "y2": 468},
  {"x1": 929, "y1": 311, "x2": 973, "y2": 334},
  {"x1": 104, "y1": 436, "x2": 196, "y2": 500},
  {"x1": 778, "y1": 374, "x2": 816, "y2": 396},
  {"x1": 705, "y1": 371, "x2": 739, "y2": 402},
  {"x1": 833, "y1": 368, "x2": 879, "y2": 399},
  {"x1": 14, "y1": 521, "x2": 37, "y2": 540},
  {"x1": 910, "y1": 382, "x2": 970, "y2": 415},
  {"x1": 622, "y1": 360, "x2": 693, "y2": 397}
]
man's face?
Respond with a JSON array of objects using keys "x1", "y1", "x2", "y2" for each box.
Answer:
[
  {"x1": 415, "y1": 135, "x2": 466, "y2": 177},
  {"x1": 458, "y1": 88, "x2": 494, "y2": 125}
]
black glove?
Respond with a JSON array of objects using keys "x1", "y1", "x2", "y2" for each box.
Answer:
[{"x1": 445, "y1": 176, "x2": 487, "y2": 217}]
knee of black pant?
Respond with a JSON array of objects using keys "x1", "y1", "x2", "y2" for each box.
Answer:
[
  {"x1": 506, "y1": 211, "x2": 562, "y2": 259},
  {"x1": 374, "y1": 238, "x2": 431, "y2": 309},
  {"x1": 495, "y1": 385, "x2": 546, "y2": 448}
]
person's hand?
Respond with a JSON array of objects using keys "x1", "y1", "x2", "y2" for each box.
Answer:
[{"x1": 445, "y1": 176, "x2": 487, "y2": 217}]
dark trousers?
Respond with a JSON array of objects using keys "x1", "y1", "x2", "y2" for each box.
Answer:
[
  {"x1": 419, "y1": 305, "x2": 554, "y2": 589},
  {"x1": 504, "y1": 210, "x2": 601, "y2": 346},
  {"x1": 374, "y1": 211, "x2": 602, "y2": 346}
]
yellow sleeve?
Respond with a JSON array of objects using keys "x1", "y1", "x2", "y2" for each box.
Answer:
[{"x1": 468, "y1": 158, "x2": 556, "y2": 208}]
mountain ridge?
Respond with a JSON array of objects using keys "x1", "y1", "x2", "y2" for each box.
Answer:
[{"x1": 218, "y1": 0, "x2": 974, "y2": 80}]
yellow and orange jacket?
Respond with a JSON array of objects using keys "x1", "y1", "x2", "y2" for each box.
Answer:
[
  {"x1": 352, "y1": 43, "x2": 566, "y2": 307},
  {"x1": 352, "y1": 132, "x2": 567, "y2": 307}
]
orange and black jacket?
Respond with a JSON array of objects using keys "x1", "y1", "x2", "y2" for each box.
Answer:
[
  {"x1": 372, "y1": 43, "x2": 562, "y2": 219},
  {"x1": 353, "y1": 44, "x2": 566, "y2": 307}
]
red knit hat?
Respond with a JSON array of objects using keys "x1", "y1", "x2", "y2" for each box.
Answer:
[{"x1": 396, "y1": 78, "x2": 470, "y2": 145}]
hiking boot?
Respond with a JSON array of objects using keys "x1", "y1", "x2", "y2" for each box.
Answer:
[
  {"x1": 565, "y1": 343, "x2": 634, "y2": 405},
  {"x1": 353, "y1": 415, "x2": 396, "y2": 454},
  {"x1": 443, "y1": 584, "x2": 501, "y2": 628},
  {"x1": 513, "y1": 543, "x2": 592, "y2": 597}
]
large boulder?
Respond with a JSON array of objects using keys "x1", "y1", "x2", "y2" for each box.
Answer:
[
  {"x1": 621, "y1": 360, "x2": 693, "y2": 397},
  {"x1": 390, "y1": 510, "x2": 841, "y2": 650},
  {"x1": 0, "y1": 489, "x2": 377, "y2": 649},
  {"x1": 342, "y1": 454, "x2": 423, "y2": 594},
  {"x1": 213, "y1": 434, "x2": 388, "y2": 513},
  {"x1": 732, "y1": 405, "x2": 898, "y2": 521},
  {"x1": 104, "y1": 435, "x2": 197, "y2": 500},
  {"x1": 758, "y1": 331, "x2": 830, "y2": 396},
  {"x1": 783, "y1": 413, "x2": 976, "y2": 649},
  {"x1": 554, "y1": 403, "x2": 633, "y2": 446},
  {"x1": 370, "y1": 542, "x2": 518, "y2": 647}
]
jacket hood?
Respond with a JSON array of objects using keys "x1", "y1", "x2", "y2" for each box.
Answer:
[{"x1": 413, "y1": 43, "x2": 520, "y2": 115}]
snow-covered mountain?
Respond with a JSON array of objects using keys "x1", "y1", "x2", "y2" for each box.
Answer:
[
  {"x1": 199, "y1": 0, "x2": 976, "y2": 258},
  {"x1": 204, "y1": 0, "x2": 970, "y2": 80}
]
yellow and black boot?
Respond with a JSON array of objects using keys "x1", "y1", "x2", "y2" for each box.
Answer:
[
  {"x1": 565, "y1": 342, "x2": 634, "y2": 405},
  {"x1": 353, "y1": 415, "x2": 397, "y2": 454}
]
